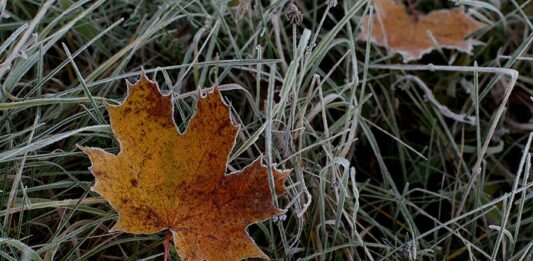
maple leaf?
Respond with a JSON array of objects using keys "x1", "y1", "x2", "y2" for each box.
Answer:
[
  {"x1": 78, "y1": 75, "x2": 289, "y2": 261},
  {"x1": 359, "y1": 0, "x2": 487, "y2": 62}
]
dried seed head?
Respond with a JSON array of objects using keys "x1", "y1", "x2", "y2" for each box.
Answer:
[
  {"x1": 326, "y1": 0, "x2": 338, "y2": 8},
  {"x1": 331, "y1": 178, "x2": 339, "y2": 188},
  {"x1": 398, "y1": 234, "x2": 417, "y2": 261},
  {"x1": 287, "y1": 91, "x2": 295, "y2": 102},
  {"x1": 285, "y1": 3, "x2": 303, "y2": 25}
]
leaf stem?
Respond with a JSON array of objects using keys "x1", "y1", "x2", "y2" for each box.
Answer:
[{"x1": 163, "y1": 231, "x2": 171, "y2": 261}]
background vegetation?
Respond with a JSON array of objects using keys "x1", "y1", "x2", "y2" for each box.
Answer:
[{"x1": 0, "y1": 0, "x2": 531, "y2": 260}]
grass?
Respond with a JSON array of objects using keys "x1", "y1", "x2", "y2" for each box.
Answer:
[{"x1": 1, "y1": 0, "x2": 532, "y2": 260}]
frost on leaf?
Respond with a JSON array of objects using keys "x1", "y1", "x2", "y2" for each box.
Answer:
[
  {"x1": 359, "y1": 0, "x2": 487, "y2": 62},
  {"x1": 78, "y1": 76, "x2": 289, "y2": 261}
]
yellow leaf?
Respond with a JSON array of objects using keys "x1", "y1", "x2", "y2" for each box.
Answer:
[{"x1": 78, "y1": 75, "x2": 289, "y2": 261}]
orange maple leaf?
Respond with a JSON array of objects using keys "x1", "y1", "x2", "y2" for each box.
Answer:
[
  {"x1": 359, "y1": 0, "x2": 487, "y2": 62},
  {"x1": 78, "y1": 75, "x2": 289, "y2": 261}
]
